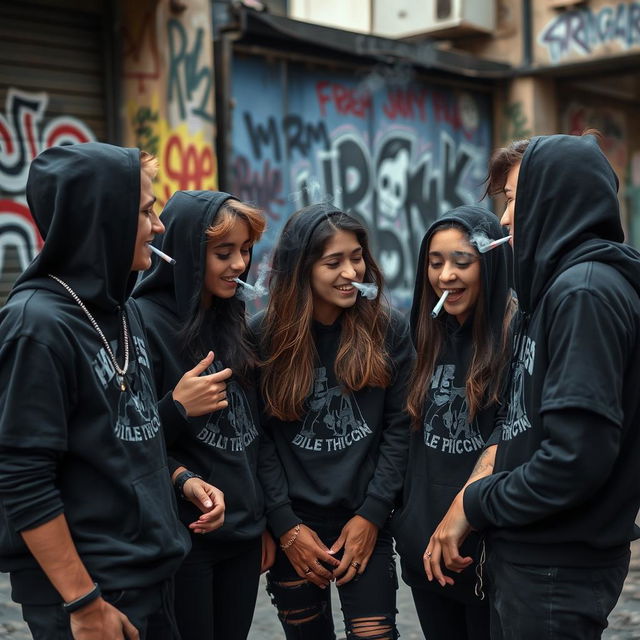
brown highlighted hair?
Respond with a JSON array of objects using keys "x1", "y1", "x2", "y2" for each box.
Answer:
[
  {"x1": 205, "y1": 199, "x2": 266, "y2": 245},
  {"x1": 406, "y1": 222, "x2": 516, "y2": 429},
  {"x1": 260, "y1": 210, "x2": 390, "y2": 421}
]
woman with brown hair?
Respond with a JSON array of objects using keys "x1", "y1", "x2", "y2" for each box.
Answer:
[
  {"x1": 393, "y1": 205, "x2": 515, "y2": 639},
  {"x1": 133, "y1": 191, "x2": 276, "y2": 639},
  {"x1": 252, "y1": 204, "x2": 412, "y2": 639}
]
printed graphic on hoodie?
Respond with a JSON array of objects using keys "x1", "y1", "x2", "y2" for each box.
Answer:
[
  {"x1": 196, "y1": 363, "x2": 259, "y2": 452},
  {"x1": 502, "y1": 336, "x2": 535, "y2": 441},
  {"x1": 293, "y1": 366, "x2": 372, "y2": 452},
  {"x1": 92, "y1": 335, "x2": 162, "y2": 442},
  {"x1": 423, "y1": 364, "x2": 485, "y2": 454}
]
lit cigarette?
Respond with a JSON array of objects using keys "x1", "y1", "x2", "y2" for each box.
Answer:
[
  {"x1": 478, "y1": 236, "x2": 512, "y2": 253},
  {"x1": 147, "y1": 243, "x2": 176, "y2": 265},
  {"x1": 431, "y1": 290, "x2": 450, "y2": 318}
]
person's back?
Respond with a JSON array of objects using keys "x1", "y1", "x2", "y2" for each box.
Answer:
[{"x1": 0, "y1": 142, "x2": 190, "y2": 639}]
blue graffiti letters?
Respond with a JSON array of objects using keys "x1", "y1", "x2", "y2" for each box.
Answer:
[{"x1": 540, "y1": 2, "x2": 640, "y2": 63}]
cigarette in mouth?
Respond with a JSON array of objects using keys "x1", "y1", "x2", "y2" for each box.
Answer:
[
  {"x1": 147, "y1": 243, "x2": 176, "y2": 265},
  {"x1": 478, "y1": 236, "x2": 512, "y2": 253},
  {"x1": 431, "y1": 290, "x2": 451, "y2": 318}
]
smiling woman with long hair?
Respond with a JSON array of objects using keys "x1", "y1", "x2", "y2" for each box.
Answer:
[
  {"x1": 393, "y1": 205, "x2": 515, "y2": 640},
  {"x1": 252, "y1": 204, "x2": 413, "y2": 640}
]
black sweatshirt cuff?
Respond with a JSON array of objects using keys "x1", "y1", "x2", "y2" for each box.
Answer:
[
  {"x1": 463, "y1": 476, "x2": 496, "y2": 531},
  {"x1": 267, "y1": 504, "x2": 301, "y2": 539},
  {"x1": 157, "y1": 392, "x2": 189, "y2": 445},
  {"x1": 355, "y1": 495, "x2": 392, "y2": 529}
]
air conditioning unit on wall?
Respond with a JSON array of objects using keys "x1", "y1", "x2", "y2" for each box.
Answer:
[
  {"x1": 289, "y1": 0, "x2": 371, "y2": 33},
  {"x1": 373, "y1": 0, "x2": 495, "y2": 39}
]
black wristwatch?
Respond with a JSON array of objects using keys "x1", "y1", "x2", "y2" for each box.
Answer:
[{"x1": 174, "y1": 470, "x2": 202, "y2": 500}]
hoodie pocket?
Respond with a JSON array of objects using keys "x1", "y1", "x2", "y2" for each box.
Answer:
[{"x1": 132, "y1": 467, "x2": 183, "y2": 551}]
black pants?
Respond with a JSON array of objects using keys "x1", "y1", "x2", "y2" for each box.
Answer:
[
  {"x1": 487, "y1": 550, "x2": 630, "y2": 640},
  {"x1": 411, "y1": 587, "x2": 490, "y2": 640},
  {"x1": 266, "y1": 519, "x2": 398, "y2": 640},
  {"x1": 21, "y1": 581, "x2": 177, "y2": 640},
  {"x1": 173, "y1": 534, "x2": 262, "y2": 640}
]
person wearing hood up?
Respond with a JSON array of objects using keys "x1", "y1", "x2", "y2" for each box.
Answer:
[
  {"x1": 133, "y1": 191, "x2": 280, "y2": 640},
  {"x1": 0, "y1": 143, "x2": 220, "y2": 639},
  {"x1": 424, "y1": 132, "x2": 640, "y2": 639},
  {"x1": 394, "y1": 206, "x2": 515, "y2": 639},
  {"x1": 251, "y1": 204, "x2": 413, "y2": 640}
]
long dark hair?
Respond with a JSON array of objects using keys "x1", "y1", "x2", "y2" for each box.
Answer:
[
  {"x1": 260, "y1": 209, "x2": 391, "y2": 421},
  {"x1": 179, "y1": 200, "x2": 266, "y2": 385},
  {"x1": 406, "y1": 221, "x2": 515, "y2": 429}
]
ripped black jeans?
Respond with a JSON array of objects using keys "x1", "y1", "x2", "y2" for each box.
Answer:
[{"x1": 266, "y1": 516, "x2": 399, "y2": 640}]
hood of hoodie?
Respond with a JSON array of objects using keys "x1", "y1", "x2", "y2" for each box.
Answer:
[
  {"x1": 512, "y1": 134, "x2": 636, "y2": 313},
  {"x1": 272, "y1": 203, "x2": 343, "y2": 279},
  {"x1": 133, "y1": 190, "x2": 239, "y2": 319},
  {"x1": 11, "y1": 142, "x2": 141, "y2": 311},
  {"x1": 410, "y1": 205, "x2": 511, "y2": 347}
]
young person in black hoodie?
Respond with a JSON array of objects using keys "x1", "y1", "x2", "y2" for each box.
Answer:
[
  {"x1": 426, "y1": 133, "x2": 640, "y2": 639},
  {"x1": 133, "y1": 191, "x2": 277, "y2": 640},
  {"x1": 252, "y1": 204, "x2": 412, "y2": 640},
  {"x1": 394, "y1": 206, "x2": 514, "y2": 639},
  {"x1": 0, "y1": 143, "x2": 219, "y2": 639}
]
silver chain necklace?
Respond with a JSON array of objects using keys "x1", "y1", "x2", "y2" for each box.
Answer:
[{"x1": 48, "y1": 274, "x2": 130, "y2": 391}]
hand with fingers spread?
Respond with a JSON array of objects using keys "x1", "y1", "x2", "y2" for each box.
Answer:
[
  {"x1": 260, "y1": 530, "x2": 277, "y2": 573},
  {"x1": 182, "y1": 477, "x2": 225, "y2": 534},
  {"x1": 279, "y1": 524, "x2": 340, "y2": 589},
  {"x1": 330, "y1": 515, "x2": 378, "y2": 586},
  {"x1": 172, "y1": 351, "x2": 233, "y2": 418},
  {"x1": 423, "y1": 490, "x2": 473, "y2": 587}
]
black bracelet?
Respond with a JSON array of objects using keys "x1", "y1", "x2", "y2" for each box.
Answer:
[
  {"x1": 62, "y1": 582, "x2": 101, "y2": 613},
  {"x1": 174, "y1": 470, "x2": 202, "y2": 500}
]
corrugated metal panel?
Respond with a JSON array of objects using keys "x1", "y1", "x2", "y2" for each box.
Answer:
[{"x1": 0, "y1": 0, "x2": 110, "y2": 306}]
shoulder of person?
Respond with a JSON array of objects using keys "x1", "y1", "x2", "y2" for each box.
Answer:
[
  {"x1": 386, "y1": 306, "x2": 410, "y2": 341},
  {"x1": 247, "y1": 309, "x2": 266, "y2": 339},
  {"x1": 550, "y1": 262, "x2": 634, "y2": 307},
  {"x1": 1, "y1": 288, "x2": 67, "y2": 338}
]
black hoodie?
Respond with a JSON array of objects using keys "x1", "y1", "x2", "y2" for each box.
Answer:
[
  {"x1": 393, "y1": 206, "x2": 511, "y2": 602},
  {"x1": 0, "y1": 143, "x2": 190, "y2": 604},
  {"x1": 251, "y1": 204, "x2": 413, "y2": 538},
  {"x1": 464, "y1": 134, "x2": 640, "y2": 566},
  {"x1": 133, "y1": 190, "x2": 281, "y2": 542}
]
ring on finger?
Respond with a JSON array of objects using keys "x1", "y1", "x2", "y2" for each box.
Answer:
[
  {"x1": 424, "y1": 551, "x2": 432, "y2": 559},
  {"x1": 303, "y1": 566, "x2": 312, "y2": 575},
  {"x1": 351, "y1": 561, "x2": 361, "y2": 570}
]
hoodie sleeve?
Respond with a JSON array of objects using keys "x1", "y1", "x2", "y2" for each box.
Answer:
[
  {"x1": 464, "y1": 288, "x2": 629, "y2": 529},
  {"x1": 246, "y1": 313, "x2": 300, "y2": 537},
  {"x1": 356, "y1": 312, "x2": 413, "y2": 527},
  {"x1": 258, "y1": 421, "x2": 300, "y2": 538},
  {"x1": 0, "y1": 337, "x2": 72, "y2": 531},
  {"x1": 465, "y1": 408, "x2": 620, "y2": 529}
]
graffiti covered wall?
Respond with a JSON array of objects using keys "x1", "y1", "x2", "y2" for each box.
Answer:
[
  {"x1": 0, "y1": 88, "x2": 95, "y2": 299},
  {"x1": 231, "y1": 56, "x2": 492, "y2": 309},
  {"x1": 537, "y1": 1, "x2": 640, "y2": 65},
  {"x1": 120, "y1": 0, "x2": 217, "y2": 206}
]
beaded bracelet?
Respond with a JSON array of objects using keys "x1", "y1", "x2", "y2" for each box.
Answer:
[{"x1": 280, "y1": 524, "x2": 301, "y2": 550}]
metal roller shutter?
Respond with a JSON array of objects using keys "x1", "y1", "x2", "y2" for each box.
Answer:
[{"x1": 0, "y1": 0, "x2": 113, "y2": 305}]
